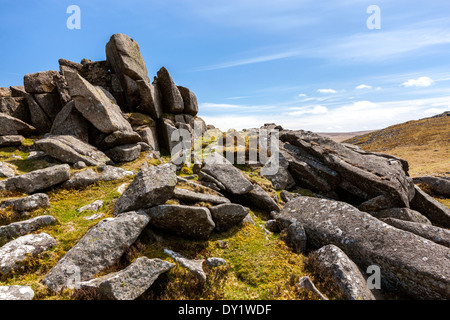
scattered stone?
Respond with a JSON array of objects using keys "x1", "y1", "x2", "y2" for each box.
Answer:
[
  {"x1": 35, "y1": 135, "x2": 110, "y2": 166},
  {"x1": 279, "y1": 190, "x2": 298, "y2": 203},
  {"x1": 105, "y1": 144, "x2": 141, "y2": 163},
  {"x1": 410, "y1": 185, "x2": 450, "y2": 228},
  {"x1": 205, "y1": 257, "x2": 227, "y2": 268},
  {"x1": 280, "y1": 220, "x2": 307, "y2": 254},
  {"x1": 209, "y1": 203, "x2": 250, "y2": 232},
  {"x1": 277, "y1": 197, "x2": 450, "y2": 299},
  {"x1": 0, "y1": 286, "x2": 34, "y2": 300},
  {"x1": 147, "y1": 205, "x2": 215, "y2": 239},
  {"x1": 77, "y1": 257, "x2": 174, "y2": 300},
  {"x1": 0, "y1": 162, "x2": 15, "y2": 178},
  {"x1": 84, "y1": 213, "x2": 104, "y2": 221},
  {"x1": 73, "y1": 161, "x2": 86, "y2": 169},
  {"x1": 62, "y1": 166, "x2": 133, "y2": 189},
  {"x1": 114, "y1": 163, "x2": 177, "y2": 214},
  {"x1": 2, "y1": 164, "x2": 70, "y2": 193},
  {"x1": 308, "y1": 245, "x2": 376, "y2": 300},
  {"x1": 173, "y1": 188, "x2": 230, "y2": 205},
  {"x1": 117, "y1": 183, "x2": 128, "y2": 195},
  {"x1": 244, "y1": 183, "x2": 280, "y2": 212},
  {"x1": 164, "y1": 249, "x2": 206, "y2": 283},
  {"x1": 77, "y1": 200, "x2": 104, "y2": 213},
  {"x1": 0, "y1": 193, "x2": 50, "y2": 212},
  {"x1": 42, "y1": 211, "x2": 150, "y2": 292},
  {"x1": 298, "y1": 276, "x2": 328, "y2": 300},
  {"x1": 0, "y1": 233, "x2": 57, "y2": 275},
  {"x1": 0, "y1": 215, "x2": 56, "y2": 240},
  {"x1": 201, "y1": 153, "x2": 253, "y2": 195},
  {"x1": 382, "y1": 218, "x2": 450, "y2": 248},
  {"x1": 0, "y1": 135, "x2": 24, "y2": 147},
  {"x1": 265, "y1": 220, "x2": 279, "y2": 233},
  {"x1": 27, "y1": 151, "x2": 46, "y2": 160}
]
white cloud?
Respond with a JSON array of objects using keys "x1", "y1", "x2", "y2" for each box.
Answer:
[
  {"x1": 402, "y1": 77, "x2": 435, "y2": 87},
  {"x1": 286, "y1": 105, "x2": 328, "y2": 116},
  {"x1": 424, "y1": 107, "x2": 448, "y2": 115},
  {"x1": 298, "y1": 93, "x2": 307, "y2": 97},
  {"x1": 355, "y1": 84, "x2": 372, "y2": 90},
  {"x1": 317, "y1": 89, "x2": 337, "y2": 94}
]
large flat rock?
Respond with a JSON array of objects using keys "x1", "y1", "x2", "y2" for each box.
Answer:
[
  {"x1": 277, "y1": 196, "x2": 450, "y2": 299},
  {"x1": 42, "y1": 211, "x2": 150, "y2": 292}
]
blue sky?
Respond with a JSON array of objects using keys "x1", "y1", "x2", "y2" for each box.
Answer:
[{"x1": 1, "y1": 0, "x2": 450, "y2": 132}]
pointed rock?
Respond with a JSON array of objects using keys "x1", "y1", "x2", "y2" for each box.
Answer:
[{"x1": 156, "y1": 67, "x2": 184, "y2": 114}]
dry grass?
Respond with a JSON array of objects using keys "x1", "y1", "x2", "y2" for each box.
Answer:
[{"x1": 345, "y1": 116, "x2": 450, "y2": 177}]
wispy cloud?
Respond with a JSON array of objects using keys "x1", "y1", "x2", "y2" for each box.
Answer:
[
  {"x1": 194, "y1": 51, "x2": 300, "y2": 71},
  {"x1": 402, "y1": 76, "x2": 435, "y2": 87},
  {"x1": 355, "y1": 84, "x2": 372, "y2": 90},
  {"x1": 317, "y1": 88, "x2": 337, "y2": 94}
]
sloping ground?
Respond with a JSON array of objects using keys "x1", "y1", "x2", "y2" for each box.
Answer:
[
  {"x1": 344, "y1": 114, "x2": 450, "y2": 178},
  {"x1": 317, "y1": 130, "x2": 375, "y2": 143},
  {"x1": 0, "y1": 143, "x2": 325, "y2": 300}
]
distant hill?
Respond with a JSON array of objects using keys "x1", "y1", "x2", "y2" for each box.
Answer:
[
  {"x1": 317, "y1": 130, "x2": 375, "y2": 143},
  {"x1": 344, "y1": 112, "x2": 450, "y2": 177}
]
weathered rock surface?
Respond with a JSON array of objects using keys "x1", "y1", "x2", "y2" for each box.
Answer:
[
  {"x1": 24, "y1": 71, "x2": 60, "y2": 94},
  {"x1": 0, "y1": 87, "x2": 11, "y2": 97},
  {"x1": 62, "y1": 166, "x2": 133, "y2": 189},
  {"x1": 0, "y1": 193, "x2": 50, "y2": 212},
  {"x1": 0, "y1": 286, "x2": 35, "y2": 300},
  {"x1": 410, "y1": 185, "x2": 450, "y2": 228},
  {"x1": 0, "y1": 113, "x2": 36, "y2": 136},
  {"x1": 106, "y1": 33, "x2": 150, "y2": 83},
  {"x1": 77, "y1": 257, "x2": 174, "y2": 300},
  {"x1": 372, "y1": 207, "x2": 431, "y2": 225},
  {"x1": 34, "y1": 93, "x2": 62, "y2": 122},
  {"x1": 114, "y1": 163, "x2": 176, "y2": 214},
  {"x1": 209, "y1": 203, "x2": 249, "y2": 232},
  {"x1": 413, "y1": 176, "x2": 450, "y2": 197},
  {"x1": 156, "y1": 67, "x2": 184, "y2": 114},
  {"x1": 358, "y1": 195, "x2": 396, "y2": 212},
  {"x1": 100, "y1": 130, "x2": 142, "y2": 150},
  {"x1": 0, "y1": 215, "x2": 56, "y2": 240},
  {"x1": 0, "y1": 97, "x2": 30, "y2": 123},
  {"x1": 177, "y1": 86, "x2": 198, "y2": 116},
  {"x1": 50, "y1": 101, "x2": 89, "y2": 142},
  {"x1": 147, "y1": 205, "x2": 215, "y2": 239},
  {"x1": 262, "y1": 152, "x2": 296, "y2": 190},
  {"x1": 64, "y1": 70, "x2": 133, "y2": 134},
  {"x1": 382, "y1": 218, "x2": 450, "y2": 248},
  {"x1": 137, "y1": 81, "x2": 163, "y2": 119},
  {"x1": 0, "y1": 135, "x2": 24, "y2": 147},
  {"x1": 279, "y1": 220, "x2": 307, "y2": 254},
  {"x1": 35, "y1": 135, "x2": 110, "y2": 166},
  {"x1": 308, "y1": 244, "x2": 375, "y2": 300},
  {"x1": 201, "y1": 153, "x2": 253, "y2": 195},
  {"x1": 1, "y1": 164, "x2": 70, "y2": 193},
  {"x1": 244, "y1": 183, "x2": 280, "y2": 212},
  {"x1": 0, "y1": 162, "x2": 15, "y2": 178},
  {"x1": 42, "y1": 211, "x2": 150, "y2": 292},
  {"x1": 0, "y1": 233, "x2": 57, "y2": 275},
  {"x1": 76, "y1": 200, "x2": 103, "y2": 213},
  {"x1": 280, "y1": 130, "x2": 415, "y2": 208},
  {"x1": 105, "y1": 144, "x2": 141, "y2": 163},
  {"x1": 164, "y1": 249, "x2": 206, "y2": 283},
  {"x1": 277, "y1": 196, "x2": 450, "y2": 299},
  {"x1": 205, "y1": 257, "x2": 227, "y2": 268},
  {"x1": 173, "y1": 188, "x2": 230, "y2": 205}
]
